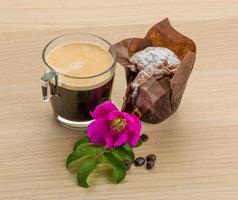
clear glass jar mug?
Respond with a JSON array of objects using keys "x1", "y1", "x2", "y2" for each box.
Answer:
[{"x1": 41, "y1": 33, "x2": 117, "y2": 128}]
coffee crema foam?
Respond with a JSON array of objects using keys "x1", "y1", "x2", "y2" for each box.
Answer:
[{"x1": 46, "y1": 43, "x2": 114, "y2": 90}]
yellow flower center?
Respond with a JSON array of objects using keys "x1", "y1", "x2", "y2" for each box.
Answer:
[{"x1": 110, "y1": 117, "x2": 127, "y2": 133}]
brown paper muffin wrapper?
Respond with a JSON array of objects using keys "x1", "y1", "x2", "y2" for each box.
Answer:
[{"x1": 111, "y1": 18, "x2": 196, "y2": 123}]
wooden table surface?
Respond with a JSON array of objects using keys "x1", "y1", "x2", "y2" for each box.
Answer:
[{"x1": 0, "y1": 1, "x2": 238, "y2": 199}]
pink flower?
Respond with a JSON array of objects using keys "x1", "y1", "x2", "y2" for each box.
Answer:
[{"x1": 87, "y1": 101, "x2": 141, "y2": 148}]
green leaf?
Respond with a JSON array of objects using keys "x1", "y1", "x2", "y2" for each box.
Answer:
[
  {"x1": 77, "y1": 159, "x2": 100, "y2": 188},
  {"x1": 135, "y1": 139, "x2": 143, "y2": 148},
  {"x1": 102, "y1": 152, "x2": 127, "y2": 184},
  {"x1": 111, "y1": 147, "x2": 134, "y2": 164},
  {"x1": 122, "y1": 143, "x2": 133, "y2": 152},
  {"x1": 73, "y1": 136, "x2": 90, "y2": 150},
  {"x1": 122, "y1": 144, "x2": 135, "y2": 160},
  {"x1": 66, "y1": 145, "x2": 100, "y2": 169}
]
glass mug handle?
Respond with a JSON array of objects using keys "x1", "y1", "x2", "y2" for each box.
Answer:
[{"x1": 41, "y1": 70, "x2": 57, "y2": 101}]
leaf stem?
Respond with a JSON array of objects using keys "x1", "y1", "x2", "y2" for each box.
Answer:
[{"x1": 95, "y1": 147, "x2": 107, "y2": 161}]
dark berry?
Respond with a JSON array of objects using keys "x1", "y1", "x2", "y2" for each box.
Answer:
[
  {"x1": 146, "y1": 154, "x2": 156, "y2": 162},
  {"x1": 140, "y1": 134, "x2": 149, "y2": 142},
  {"x1": 134, "y1": 157, "x2": 145, "y2": 166},
  {"x1": 146, "y1": 161, "x2": 155, "y2": 169}
]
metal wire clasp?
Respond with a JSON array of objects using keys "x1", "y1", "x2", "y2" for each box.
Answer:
[{"x1": 41, "y1": 70, "x2": 57, "y2": 101}]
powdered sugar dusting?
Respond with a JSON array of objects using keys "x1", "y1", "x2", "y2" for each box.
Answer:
[{"x1": 129, "y1": 47, "x2": 181, "y2": 92}]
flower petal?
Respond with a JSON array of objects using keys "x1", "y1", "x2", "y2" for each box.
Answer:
[
  {"x1": 108, "y1": 111, "x2": 142, "y2": 147},
  {"x1": 132, "y1": 115, "x2": 142, "y2": 135},
  {"x1": 125, "y1": 115, "x2": 141, "y2": 147},
  {"x1": 128, "y1": 130, "x2": 140, "y2": 147},
  {"x1": 90, "y1": 101, "x2": 118, "y2": 119},
  {"x1": 114, "y1": 133, "x2": 128, "y2": 147},
  {"x1": 125, "y1": 114, "x2": 141, "y2": 136},
  {"x1": 87, "y1": 119, "x2": 110, "y2": 145},
  {"x1": 107, "y1": 110, "x2": 124, "y2": 120},
  {"x1": 104, "y1": 132, "x2": 115, "y2": 148}
]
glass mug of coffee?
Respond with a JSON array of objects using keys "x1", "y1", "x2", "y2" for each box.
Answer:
[{"x1": 41, "y1": 33, "x2": 117, "y2": 128}]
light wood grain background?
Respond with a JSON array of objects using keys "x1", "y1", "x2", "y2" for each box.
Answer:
[{"x1": 0, "y1": 0, "x2": 238, "y2": 199}]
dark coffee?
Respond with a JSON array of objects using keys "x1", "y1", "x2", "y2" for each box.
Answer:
[
  {"x1": 42, "y1": 42, "x2": 115, "y2": 125},
  {"x1": 49, "y1": 77, "x2": 114, "y2": 122}
]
